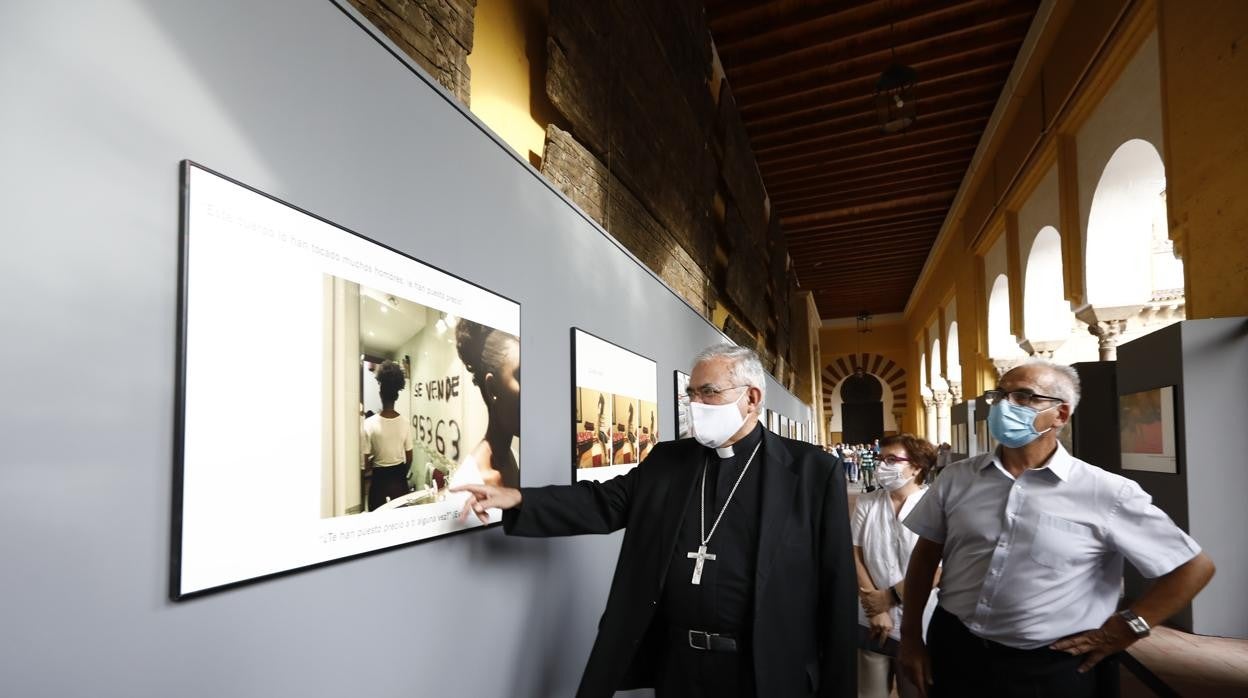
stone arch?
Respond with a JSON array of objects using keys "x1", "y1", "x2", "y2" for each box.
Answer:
[
  {"x1": 821, "y1": 353, "x2": 907, "y2": 435},
  {"x1": 1023, "y1": 226, "x2": 1068, "y2": 343},
  {"x1": 988, "y1": 273, "x2": 1023, "y2": 359},
  {"x1": 946, "y1": 321, "x2": 961, "y2": 382},
  {"x1": 1086, "y1": 139, "x2": 1178, "y2": 307},
  {"x1": 930, "y1": 338, "x2": 948, "y2": 392}
]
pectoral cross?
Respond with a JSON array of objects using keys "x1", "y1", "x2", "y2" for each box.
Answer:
[{"x1": 687, "y1": 544, "x2": 716, "y2": 585}]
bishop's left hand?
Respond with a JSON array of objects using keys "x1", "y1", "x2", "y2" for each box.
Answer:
[{"x1": 1050, "y1": 614, "x2": 1139, "y2": 672}]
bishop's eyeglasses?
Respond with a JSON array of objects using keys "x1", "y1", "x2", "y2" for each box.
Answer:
[{"x1": 682, "y1": 384, "x2": 750, "y2": 404}]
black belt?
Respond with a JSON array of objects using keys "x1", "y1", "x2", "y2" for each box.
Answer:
[{"x1": 685, "y1": 629, "x2": 738, "y2": 653}]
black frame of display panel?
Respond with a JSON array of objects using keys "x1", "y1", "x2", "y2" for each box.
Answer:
[
  {"x1": 568, "y1": 327, "x2": 658, "y2": 484},
  {"x1": 173, "y1": 160, "x2": 519, "y2": 600}
]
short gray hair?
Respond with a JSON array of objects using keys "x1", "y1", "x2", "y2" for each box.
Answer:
[
  {"x1": 694, "y1": 343, "x2": 767, "y2": 406},
  {"x1": 1022, "y1": 358, "x2": 1081, "y2": 412}
]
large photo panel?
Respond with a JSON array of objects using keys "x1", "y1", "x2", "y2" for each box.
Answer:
[
  {"x1": 176, "y1": 162, "x2": 521, "y2": 598},
  {"x1": 571, "y1": 329, "x2": 657, "y2": 482}
]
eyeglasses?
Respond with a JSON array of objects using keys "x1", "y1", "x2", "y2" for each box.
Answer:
[
  {"x1": 879, "y1": 455, "x2": 911, "y2": 466},
  {"x1": 682, "y1": 384, "x2": 749, "y2": 402},
  {"x1": 982, "y1": 388, "x2": 1065, "y2": 408}
]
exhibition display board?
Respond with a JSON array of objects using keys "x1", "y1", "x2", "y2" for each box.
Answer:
[
  {"x1": 175, "y1": 163, "x2": 519, "y2": 597},
  {"x1": 571, "y1": 329, "x2": 657, "y2": 482}
]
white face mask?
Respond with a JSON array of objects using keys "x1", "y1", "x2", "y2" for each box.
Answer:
[
  {"x1": 874, "y1": 461, "x2": 913, "y2": 491},
  {"x1": 690, "y1": 391, "x2": 749, "y2": 448}
]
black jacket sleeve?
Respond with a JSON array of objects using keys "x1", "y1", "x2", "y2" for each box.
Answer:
[
  {"x1": 502, "y1": 466, "x2": 639, "y2": 537},
  {"x1": 818, "y1": 457, "x2": 857, "y2": 697}
]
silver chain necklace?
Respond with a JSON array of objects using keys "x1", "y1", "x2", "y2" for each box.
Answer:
[{"x1": 686, "y1": 439, "x2": 763, "y2": 585}]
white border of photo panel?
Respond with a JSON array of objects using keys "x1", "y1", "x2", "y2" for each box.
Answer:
[
  {"x1": 571, "y1": 329, "x2": 657, "y2": 482},
  {"x1": 175, "y1": 162, "x2": 520, "y2": 598}
]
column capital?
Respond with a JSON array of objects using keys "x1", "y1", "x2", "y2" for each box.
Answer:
[
  {"x1": 1019, "y1": 338, "x2": 1065, "y2": 359},
  {"x1": 992, "y1": 358, "x2": 1025, "y2": 377},
  {"x1": 1076, "y1": 308, "x2": 1133, "y2": 361},
  {"x1": 948, "y1": 380, "x2": 963, "y2": 404}
]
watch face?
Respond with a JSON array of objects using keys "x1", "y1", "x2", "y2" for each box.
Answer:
[{"x1": 1120, "y1": 611, "x2": 1150, "y2": 637}]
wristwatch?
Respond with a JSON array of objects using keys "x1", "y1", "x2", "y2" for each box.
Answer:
[{"x1": 1117, "y1": 609, "x2": 1151, "y2": 638}]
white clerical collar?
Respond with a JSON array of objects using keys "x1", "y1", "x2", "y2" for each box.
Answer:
[{"x1": 715, "y1": 445, "x2": 734, "y2": 459}]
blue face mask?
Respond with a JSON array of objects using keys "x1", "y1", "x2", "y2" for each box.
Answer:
[{"x1": 988, "y1": 400, "x2": 1057, "y2": 448}]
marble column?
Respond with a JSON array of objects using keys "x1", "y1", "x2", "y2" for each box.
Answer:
[
  {"x1": 1075, "y1": 304, "x2": 1143, "y2": 362},
  {"x1": 949, "y1": 380, "x2": 963, "y2": 404},
  {"x1": 923, "y1": 396, "x2": 937, "y2": 444},
  {"x1": 1086, "y1": 319, "x2": 1128, "y2": 361},
  {"x1": 934, "y1": 391, "x2": 952, "y2": 446}
]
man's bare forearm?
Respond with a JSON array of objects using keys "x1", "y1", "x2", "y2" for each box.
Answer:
[
  {"x1": 901, "y1": 537, "x2": 943, "y2": 642},
  {"x1": 1132, "y1": 552, "x2": 1215, "y2": 627}
]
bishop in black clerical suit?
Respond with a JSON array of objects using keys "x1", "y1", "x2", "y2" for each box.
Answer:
[{"x1": 455, "y1": 344, "x2": 857, "y2": 697}]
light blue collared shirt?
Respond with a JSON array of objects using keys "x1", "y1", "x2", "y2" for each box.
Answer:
[{"x1": 904, "y1": 444, "x2": 1200, "y2": 649}]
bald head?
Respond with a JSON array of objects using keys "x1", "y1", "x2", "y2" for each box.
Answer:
[{"x1": 1001, "y1": 359, "x2": 1081, "y2": 412}]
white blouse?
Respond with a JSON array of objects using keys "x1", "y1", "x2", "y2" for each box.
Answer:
[{"x1": 852, "y1": 486, "x2": 936, "y2": 639}]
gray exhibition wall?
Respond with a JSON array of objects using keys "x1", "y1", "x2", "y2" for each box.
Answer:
[
  {"x1": 1117, "y1": 319, "x2": 1248, "y2": 639},
  {"x1": 0, "y1": 2, "x2": 811, "y2": 696}
]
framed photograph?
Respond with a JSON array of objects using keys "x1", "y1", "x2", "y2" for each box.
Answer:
[
  {"x1": 572, "y1": 329, "x2": 657, "y2": 482},
  {"x1": 780, "y1": 414, "x2": 789, "y2": 438},
  {"x1": 175, "y1": 162, "x2": 521, "y2": 598},
  {"x1": 674, "y1": 370, "x2": 692, "y2": 439},
  {"x1": 1119, "y1": 386, "x2": 1178, "y2": 473}
]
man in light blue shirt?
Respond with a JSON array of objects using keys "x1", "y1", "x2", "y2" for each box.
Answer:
[{"x1": 898, "y1": 360, "x2": 1215, "y2": 698}]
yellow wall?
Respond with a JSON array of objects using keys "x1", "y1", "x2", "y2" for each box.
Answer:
[
  {"x1": 1159, "y1": 0, "x2": 1248, "y2": 318},
  {"x1": 467, "y1": 0, "x2": 555, "y2": 167}
]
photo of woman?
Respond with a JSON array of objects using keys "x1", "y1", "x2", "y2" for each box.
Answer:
[
  {"x1": 452, "y1": 319, "x2": 521, "y2": 488},
  {"x1": 362, "y1": 361, "x2": 414, "y2": 511}
]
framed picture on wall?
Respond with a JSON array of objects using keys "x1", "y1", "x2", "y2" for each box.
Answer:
[
  {"x1": 674, "y1": 370, "x2": 692, "y2": 440},
  {"x1": 175, "y1": 162, "x2": 521, "y2": 599},
  {"x1": 1119, "y1": 386, "x2": 1178, "y2": 473},
  {"x1": 572, "y1": 329, "x2": 657, "y2": 482}
]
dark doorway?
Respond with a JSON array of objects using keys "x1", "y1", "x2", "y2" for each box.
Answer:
[{"x1": 841, "y1": 372, "x2": 884, "y2": 444}]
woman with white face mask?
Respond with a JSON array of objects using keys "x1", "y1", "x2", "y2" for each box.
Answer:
[{"x1": 851, "y1": 434, "x2": 941, "y2": 698}]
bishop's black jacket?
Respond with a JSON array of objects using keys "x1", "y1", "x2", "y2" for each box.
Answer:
[{"x1": 503, "y1": 429, "x2": 857, "y2": 697}]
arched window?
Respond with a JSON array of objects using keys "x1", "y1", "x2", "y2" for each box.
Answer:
[
  {"x1": 1086, "y1": 139, "x2": 1178, "y2": 307},
  {"x1": 1024, "y1": 226, "x2": 1068, "y2": 342},
  {"x1": 988, "y1": 274, "x2": 1022, "y2": 359}
]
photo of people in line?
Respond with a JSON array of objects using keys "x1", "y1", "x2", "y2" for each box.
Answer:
[
  {"x1": 322, "y1": 277, "x2": 520, "y2": 518},
  {"x1": 638, "y1": 401, "x2": 658, "y2": 462},
  {"x1": 574, "y1": 388, "x2": 613, "y2": 468},
  {"x1": 674, "y1": 371, "x2": 692, "y2": 439},
  {"x1": 612, "y1": 394, "x2": 641, "y2": 465}
]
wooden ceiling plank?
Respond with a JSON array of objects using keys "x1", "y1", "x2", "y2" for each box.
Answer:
[
  {"x1": 745, "y1": 60, "x2": 1013, "y2": 135},
  {"x1": 755, "y1": 101, "x2": 996, "y2": 160},
  {"x1": 766, "y1": 143, "x2": 978, "y2": 191},
  {"x1": 728, "y1": 11, "x2": 1033, "y2": 102},
  {"x1": 771, "y1": 165, "x2": 968, "y2": 206},
  {"x1": 761, "y1": 130, "x2": 982, "y2": 179},
  {"x1": 736, "y1": 37, "x2": 1027, "y2": 116}
]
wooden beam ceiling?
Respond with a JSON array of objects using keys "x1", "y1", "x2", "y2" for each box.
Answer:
[{"x1": 706, "y1": 0, "x2": 1040, "y2": 319}]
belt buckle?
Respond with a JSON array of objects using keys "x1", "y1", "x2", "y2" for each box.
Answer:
[{"x1": 688, "y1": 630, "x2": 716, "y2": 650}]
